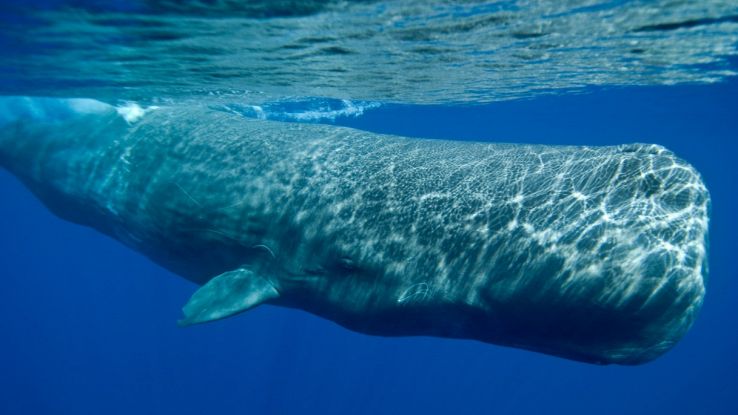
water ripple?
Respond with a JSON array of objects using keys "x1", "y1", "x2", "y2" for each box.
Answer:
[{"x1": 1, "y1": 0, "x2": 737, "y2": 104}]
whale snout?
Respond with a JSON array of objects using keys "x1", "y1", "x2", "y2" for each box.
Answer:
[
  {"x1": 588, "y1": 146, "x2": 710, "y2": 363},
  {"x1": 478, "y1": 144, "x2": 711, "y2": 364}
]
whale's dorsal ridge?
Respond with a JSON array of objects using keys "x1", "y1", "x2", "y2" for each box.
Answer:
[{"x1": 178, "y1": 268, "x2": 279, "y2": 327}]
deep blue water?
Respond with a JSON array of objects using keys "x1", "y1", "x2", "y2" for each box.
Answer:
[
  {"x1": 1, "y1": 75, "x2": 737, "y2": 414},
  {"x1": 2, "y1": 1, "x2": 738, "y2": 413}
]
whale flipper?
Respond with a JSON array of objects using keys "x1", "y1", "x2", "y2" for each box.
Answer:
[{"x1": 178, "y1": 269, "x2": 279, "y2": 327}]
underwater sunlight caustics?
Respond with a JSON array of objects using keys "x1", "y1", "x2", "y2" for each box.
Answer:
[{"x1": 0, "y1": 97, "x2": 710, "y2": 365}]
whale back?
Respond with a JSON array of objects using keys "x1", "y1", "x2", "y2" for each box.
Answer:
[{"x1": 0, "y1": 100, "x2": 710, "y2": 364}]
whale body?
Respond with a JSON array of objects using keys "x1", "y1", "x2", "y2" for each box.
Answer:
[{"x1": 0, "y1": 97, "x2": 710, "y2": 365}]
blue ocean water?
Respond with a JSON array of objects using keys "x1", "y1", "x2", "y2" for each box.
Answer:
[{"x1": 1, "y1": 1, "x2": 737, "y2": 414}]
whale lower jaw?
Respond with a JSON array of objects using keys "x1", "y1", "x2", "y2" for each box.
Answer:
[{"x1": 278, "y1": 292, "x2": 700, "y2": 365}]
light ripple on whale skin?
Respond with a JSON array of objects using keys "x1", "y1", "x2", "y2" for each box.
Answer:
[{"x1": 0, "y1": 98, "x2": 710, "y2": 365}]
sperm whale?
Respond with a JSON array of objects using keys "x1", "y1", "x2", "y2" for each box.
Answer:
[{"x1": 0, "y1": 97, "x2": 710, "y2": 364}]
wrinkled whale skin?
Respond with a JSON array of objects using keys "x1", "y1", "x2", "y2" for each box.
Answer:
[{"x1": 0, "y1": 98, "x2": 710, "y2": 365}]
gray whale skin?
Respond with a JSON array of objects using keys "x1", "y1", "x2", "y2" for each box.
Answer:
[{"x1": 0, "y1": 97, "x2": 710, "y2": 365}]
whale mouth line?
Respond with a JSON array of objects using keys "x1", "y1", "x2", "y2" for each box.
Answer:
[{"x1": 252, "y1": 244, "x2": 276, "y2": 259}]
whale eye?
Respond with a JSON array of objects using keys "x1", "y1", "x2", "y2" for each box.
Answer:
[
  {"x1": 335, "y1": 257, "x2": 358, "y2": 272},
  {"x1": 302, "y1": 256, "x2": 360, "y2": 276}
]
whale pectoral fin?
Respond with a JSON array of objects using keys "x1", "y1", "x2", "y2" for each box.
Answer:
[{"x1": 177, "y1": 268, "x2": 279, "y2": 327}]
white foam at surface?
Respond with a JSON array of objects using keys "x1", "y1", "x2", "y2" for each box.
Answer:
[
  {"x1": 284, "y1": 100, "x2": 380, "y2": 122},
  {"x1": 116, "y1": 102, "x2": 159, "y2": 123},
  {"x1": 220, "y1": 99, "x2": 380, "y2": 123}
]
